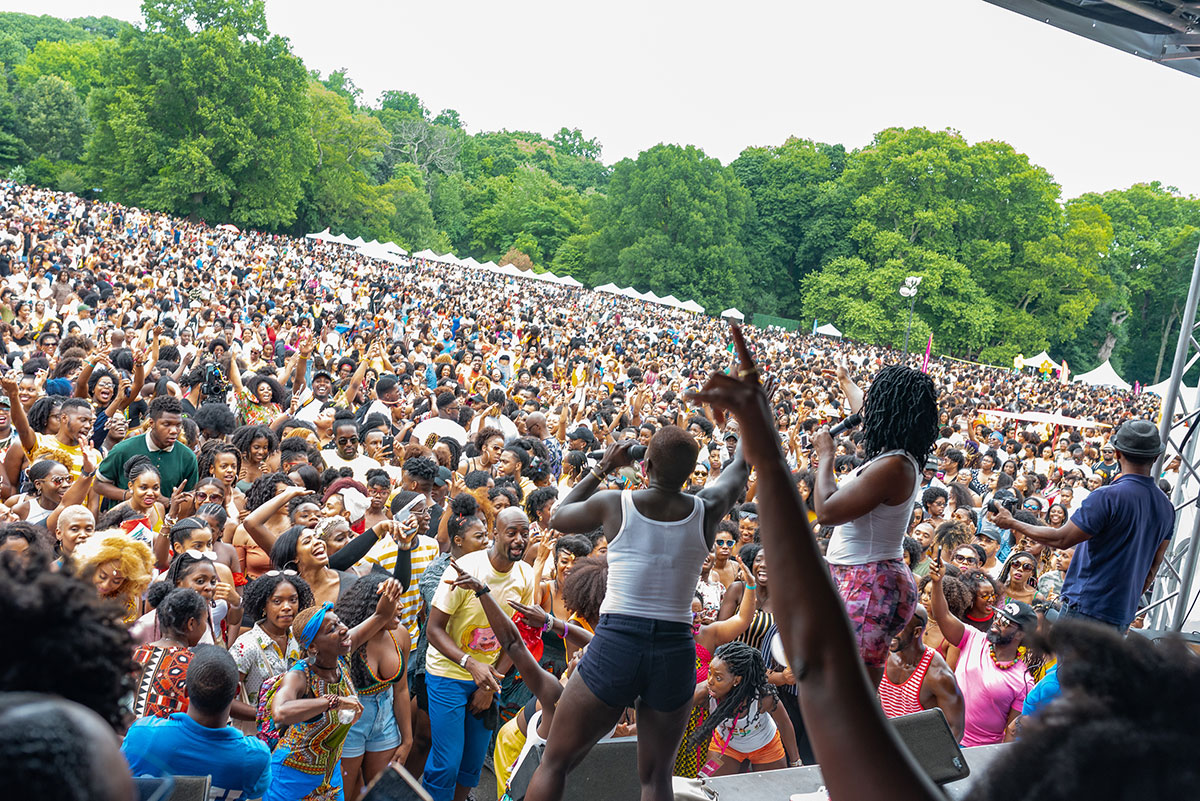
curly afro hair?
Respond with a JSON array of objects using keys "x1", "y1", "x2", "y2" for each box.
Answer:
[
  {"x1": 244, "y1": 472, "x2": 293, "y2": 512},
  {"x1": 241, "y1": 571, "x2": 314, "y2": 624},
  {"x1": 192, "y1": 401, "x2": 237, "y2": 436},
  {"x1": 231, "y1": 424, "x2": 279, "y2": 461},
  {"x1": 0, "y1": 551, "x2": 136, "y2": 730},
  {"x1": 561, "y1": 556, "x2": 608, "y2": 627}
]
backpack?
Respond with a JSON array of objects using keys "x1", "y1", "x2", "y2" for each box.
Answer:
[{"x1": 254, "y1": 666, "x2": 300, "y2": 751}]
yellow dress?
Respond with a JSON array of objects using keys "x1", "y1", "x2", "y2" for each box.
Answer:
[{"x1": 493, "y1": 715, "x2": 526, "y2": 797}]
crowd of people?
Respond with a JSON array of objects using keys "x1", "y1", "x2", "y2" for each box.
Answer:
[{"x1": 0, "y1": 179, "x2": 1194, "y2": 801}]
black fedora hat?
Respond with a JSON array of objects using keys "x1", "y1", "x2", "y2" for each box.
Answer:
[{"x1": 1110, "y1": 419, "x2": 1165, "y2": 459}]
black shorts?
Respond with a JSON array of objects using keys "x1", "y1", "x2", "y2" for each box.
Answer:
[{"x1": 577, "y1": 613, "x2": 695, "y2": 712}]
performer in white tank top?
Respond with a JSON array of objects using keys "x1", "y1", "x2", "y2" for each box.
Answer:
[
  {"x1": 811, "y1": 364, "x2": 941, "y2": 687},
  {"x1": 522, "y1": 425, "x2": 750, "y2": 801}
]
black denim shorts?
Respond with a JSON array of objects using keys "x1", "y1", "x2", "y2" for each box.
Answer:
[{"x1": 577, "y1": 613, "x2": 695, "y2": 712}]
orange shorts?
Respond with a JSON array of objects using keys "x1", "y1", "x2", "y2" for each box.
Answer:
[{"x1": 709, "y1": 729, "x2": 785, "y2": 765}]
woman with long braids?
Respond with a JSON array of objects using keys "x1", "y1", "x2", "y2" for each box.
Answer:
[
  {"x1": 998, "y1": 550, "x2": 1039, "y2": 607},
  {"x1": 1, "y1": 395, "x2": 61, "y2": 499},
  {"x1": 334, "y1": 571, "x2": 414, "y2": 801},
  {"x1": 197, "y1": 440, "x2": 247, "y2": 513},
  {"x1": 686, "y1": 641, "x2": 800, "y2": 775},
  {"x1": 229, "y1": 570, "x2": 315, "y2": 723},
  {"x1": 133, "y1": 549, "x2": 240, "y2": 645},
  {"x1": 811, "y1": 364, "x2": 939, "y2": 685},
  {"x1": 265, "y1": 578, "x2": 403, "y2": 801},
  {"x1": 231, "y1": 424, "x2": 279, "y2": 493}
]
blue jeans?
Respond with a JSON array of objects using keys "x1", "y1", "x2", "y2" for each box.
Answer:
[{"x1": 422, "y1": 673, "x2": 491, "y2": 801}]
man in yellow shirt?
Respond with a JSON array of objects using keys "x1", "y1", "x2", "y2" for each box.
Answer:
[{"x1": 424, "y1": 507, "x2": 534, "y2": 801}]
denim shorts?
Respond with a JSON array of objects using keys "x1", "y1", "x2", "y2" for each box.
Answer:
[
  {"x1": 577, "y1": 613, "x2": 695, "y2": 711},
  {"x1": 342, "y1": 686, "x2": 401, "y2": 758}
]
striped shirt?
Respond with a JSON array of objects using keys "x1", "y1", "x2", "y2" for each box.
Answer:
[
  {"x1": 358, "y1": 534, "x2": 440, "y2": 641},
  {"x1": 879, "y1": 646, "x2": 935, "y2": 719}
]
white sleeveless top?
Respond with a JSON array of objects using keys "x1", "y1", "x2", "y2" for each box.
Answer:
[
  {"x1": 825, "y1": 449, "x2": 921, "y2": 566},
  {"x1": 599, "y1": 490, "x2": 708, "y2": 624}
]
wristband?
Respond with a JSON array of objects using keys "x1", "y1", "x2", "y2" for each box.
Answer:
[
  {"x1": 562, "y1": 619, "x2": 570, "y2": 639},
  {"x1": 458, "y1": 653, "x2": 471, "y2": 668},
  {"x1": 474, "y1": 586, "x2": 491, "y2": 598},
  {"x1": 542, "y1": 611, "x2": 556, "y2": 634},
  {"x1": 590, "y1": 467, "x2": 605, "y2": 481},
  {"x1": 744, "y1": 583, "x2": 757, "y2": 590}
]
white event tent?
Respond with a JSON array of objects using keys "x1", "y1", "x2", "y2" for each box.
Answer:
[
  {"x1": 816, "y1": 323, "x2": 843, "y2": 338},
  {"x1": 1073, "y1": 359, "x2": 1131, "y2": 391},
  {"x1": 720, "y1": 308, "x2": 746, "y2": 321}
]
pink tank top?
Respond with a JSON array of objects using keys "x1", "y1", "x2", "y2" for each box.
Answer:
[{"x1": 879, "y1": 647, "x2": 935, "y2": 718}]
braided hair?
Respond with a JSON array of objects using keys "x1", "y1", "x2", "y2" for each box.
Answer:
[
  {"x1": 334, "y1": 571, "x2": 398, "y2": 691},
  {"x1": 688, "y1": 641, "x2": 776, "y2": 750},
  {"x1": 197, "y1": 441, "x2": 242, "y2": 481},
  {"x1": 441, "y1": 493, "x2": 482, "y2": 549},
  {"x1": 861, "y1": 365, "x2": 939, "y2": 465}
]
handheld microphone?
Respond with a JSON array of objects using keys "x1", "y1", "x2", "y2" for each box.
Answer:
[
  {"x1": 587, "y1": 444, "x2": 647, "y2": 460},
  {"x1": 828, "y1": 413, "x2": 863, "y2": 437}
]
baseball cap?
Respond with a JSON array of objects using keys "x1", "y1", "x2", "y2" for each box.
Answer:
[
  {"x1": 567, "y1": 427, "x2": 595, "y2": 444},
  {"x1": 993, "y1": 599, "x2": 1037, "y2": 630},
  {"x1": 434, "y1": 466, "x2": 452, "y2": 488}
]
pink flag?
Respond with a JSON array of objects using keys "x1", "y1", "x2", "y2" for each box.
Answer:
[{"x1": 921, "y1": 333, "x2": 933, "y2": 373}]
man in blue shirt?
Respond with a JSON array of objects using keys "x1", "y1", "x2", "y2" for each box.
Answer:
[
  {"x1": 122, "y1": 645, "x2": 271, "y2": 800},
  {"x1": 987, "y1": 419, "x2": 1173, "y2": 630}
]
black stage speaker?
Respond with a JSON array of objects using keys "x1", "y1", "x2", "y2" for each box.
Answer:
[{"x1": 890, "y1": 708, "x2": 970, "y2": 785}]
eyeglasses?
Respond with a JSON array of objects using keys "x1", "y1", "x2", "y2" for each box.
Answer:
[
  {"x1": 1012, "y1": 561, "x2": 1037, "y2": 572},
  {"x1": 263, "y1": 569, "x2": 299, "y2": 577},
  {"x1": 183, "y1": 550, "x2": 217, "y2": 561},
  {"x1": 714, "y1": 539, "x2": 735, "y2": 547},
  {"x1": 952, "y1": 552, "x2": 979, "y2": 565}
]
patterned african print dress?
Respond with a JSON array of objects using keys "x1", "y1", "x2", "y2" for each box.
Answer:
[
  {"x1": 131, "y1": 644, "x2": 192, "y2": 719},
  {"x1": 264, "y1": 658, "x2": 357, "y2": 801}
]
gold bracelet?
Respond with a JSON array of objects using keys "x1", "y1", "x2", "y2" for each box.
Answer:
[{"x1": 590, "y1": 467, "x2": 605, "y2": 481}]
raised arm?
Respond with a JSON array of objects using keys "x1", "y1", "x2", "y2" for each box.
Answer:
[
  {"x1": 987, "y1": 505, "x2": 1090, "y2": 551},
  {"x1": 697, "y1": 560, "x2": 757, "y2": 650},
  {"x1": 347, "y1": 578, "x2": 404, "y2": 650},
  {"x1": 445, "y1": 558, "x2": 563, "y2": 707},
  {"x1": 686, "y1": 325, "x2": 939, "y2": 801},
  {"x1": 0, "y1": 374, "x2": 36, "y2": 455},
  {"x1": 927, "y1": 556, "x2": 966, "y2": 650},
  {"x1": 548, "y1": 441, "x2": 632, "y2": 534},
  {"x1": 242, "y1": 484, "x2": 309, "y2": 553}
]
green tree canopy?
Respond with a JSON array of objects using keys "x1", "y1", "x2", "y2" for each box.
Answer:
[
  {"x1": 17, "y1": 75, "x2": 88, "y2": 162},
  {"x1": 87, "y1": 0, "x2": 315, "y2": 227}
]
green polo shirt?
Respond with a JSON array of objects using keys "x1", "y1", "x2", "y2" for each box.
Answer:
[{"x1": 98, "y1": 432, "x2": 199, "y2": 496}]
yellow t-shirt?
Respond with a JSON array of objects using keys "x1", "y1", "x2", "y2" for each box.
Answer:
[
  {"x1": 28, "y1": 432, "x2": 84, "y2": 479},
  {"x1": 426, "y1": 549, "x2": 535, "y2": 681}
]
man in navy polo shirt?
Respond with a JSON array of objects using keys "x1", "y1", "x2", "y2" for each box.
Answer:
[{"x1": 986, "y1": 419, "x2": 1173, "y2": 630}]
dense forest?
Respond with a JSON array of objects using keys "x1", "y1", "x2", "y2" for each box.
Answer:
[{"x1": 1, "y1": 3, "x2": 1197, "y2": 381}]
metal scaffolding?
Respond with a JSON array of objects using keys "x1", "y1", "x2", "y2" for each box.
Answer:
[{"x1": 1144, "y1": 240, "x2": 1200, "y2": 631}]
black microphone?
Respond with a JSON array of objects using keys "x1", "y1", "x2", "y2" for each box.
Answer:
[
  {"x1": 828, "y1": 413, "x2": 863, "y2": 437},
  {"x1": 587, "y1": 444, "x2": 647, "y2": 460}
]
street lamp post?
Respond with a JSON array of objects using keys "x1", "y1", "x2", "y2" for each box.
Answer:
[{"x1": 899, "y1": 276, "x2": 922, "y2": 356}]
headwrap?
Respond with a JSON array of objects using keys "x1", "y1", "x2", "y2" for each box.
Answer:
[{"x1": 299, "y1": 602, "x2": 334, "y2": 650}]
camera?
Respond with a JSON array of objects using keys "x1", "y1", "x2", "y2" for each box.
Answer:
[
  {"x1": 202, "y1": 364, "x2": 231, "y2": 398},
  {"x1": 987, "y1": 488, "x2": 1020, "y2": 516}
]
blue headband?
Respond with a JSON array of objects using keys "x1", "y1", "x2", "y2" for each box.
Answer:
[{"x1": 299, "y1": 602, "x2": 334, "y2": 650}]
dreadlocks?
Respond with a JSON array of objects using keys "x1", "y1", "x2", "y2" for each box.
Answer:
[
  {"x1": 861, "y1": 364, "x2": 939, "y2": 465},
  {"x1": 687, "y1": 641, "x2": 776, "y2": 750}
]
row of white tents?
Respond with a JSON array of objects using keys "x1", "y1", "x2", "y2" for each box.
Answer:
[{"x1": 304, "y1": 228, "x2": 708, "y2": 312}]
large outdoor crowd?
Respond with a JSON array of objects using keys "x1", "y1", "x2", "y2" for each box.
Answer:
[{"x1": 0, "y1": 179, "x2": 1190, "y2": 801}]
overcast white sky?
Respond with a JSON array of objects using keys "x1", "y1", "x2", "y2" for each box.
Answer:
[{"x1": 7, "y1": 0, "x2": 1199, "y2": 199}]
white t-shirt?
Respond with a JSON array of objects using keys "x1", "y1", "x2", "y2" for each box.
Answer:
[{"x1": 710, "y1": 697, "x2": 777, "y2": 753}]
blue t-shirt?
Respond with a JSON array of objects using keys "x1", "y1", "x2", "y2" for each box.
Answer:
[
  {"x1": 122, "y1": 713, "x2": 272, "y2": 800},
  {"x1": 1021, "y1": 663, "x2": 1060, "y2": 718},
  {"x1": 1065, "y1": 473, "x2": 1174, "y2": 627}
]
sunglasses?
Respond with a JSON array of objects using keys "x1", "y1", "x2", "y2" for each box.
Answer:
[
  {"x1": 714, "y1": 539, "x2": 735, "y2": 547},
  {"x1": 183, "y1": 550, "x2": 217, "y2": 561},
  {"x1": 263, "y1": 569, "x2": 299, "y2": 577}
]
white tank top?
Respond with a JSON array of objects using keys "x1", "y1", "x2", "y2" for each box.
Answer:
[
  {"x1": 599, "y1": 490, "x2": 708, "y2": 624},
  {"x1": 825, "y1": 449, "x2": 921, "y2": 566}
]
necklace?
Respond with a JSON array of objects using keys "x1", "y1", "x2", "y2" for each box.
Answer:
[{"x1": 989, "y1": 644, "x2": 1018, "y2": 670}]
